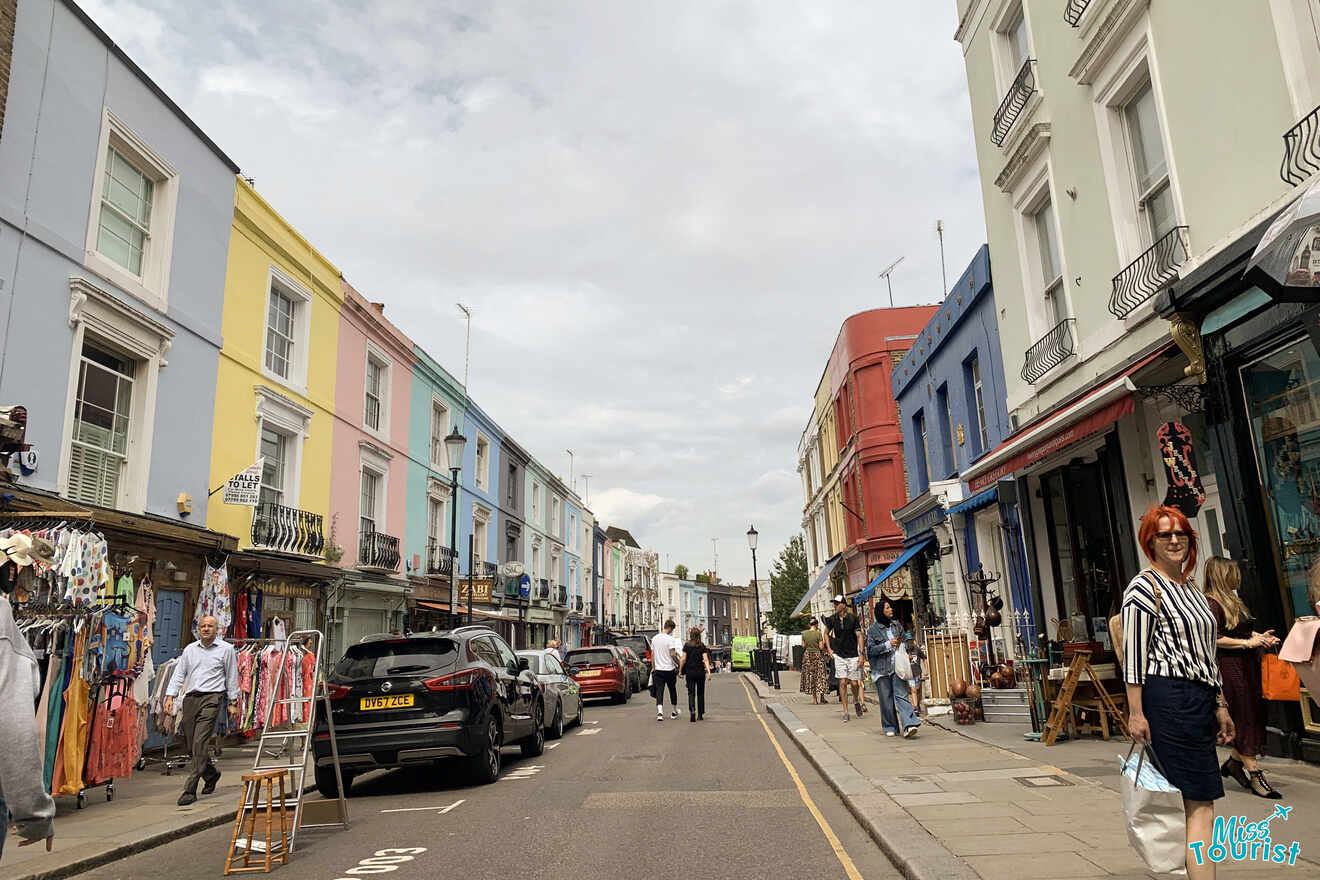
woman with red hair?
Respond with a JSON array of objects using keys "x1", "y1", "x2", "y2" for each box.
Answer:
[{"x1": 1122, "y1": 505, "x2": 1235, "y2": 879}]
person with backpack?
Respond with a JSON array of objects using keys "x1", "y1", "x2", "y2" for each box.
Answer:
[{"x1": 1120, "y1": 505, "x2": 1234, "y2": 880}]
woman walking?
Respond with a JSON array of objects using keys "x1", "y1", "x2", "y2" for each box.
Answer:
[
  {"x1": 799, "y1": 616, "x2": 830, "y2": 704},
  {"x1": 1203, "y1": 556, "x2": 1282, "y2": 799},
  {"x1": 681, "y1": 627, "x2": 712, "y2": 722},
  {"x1": 864, "y1": 600, "x2": 921, "y2": 737},
  {"x1": 1122, "y1": 506, "x2": 1235, "y2": 879}
]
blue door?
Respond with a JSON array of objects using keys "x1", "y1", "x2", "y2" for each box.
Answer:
[{"x1": 144, "y1": 589, "x2": 187, "y2": 750}]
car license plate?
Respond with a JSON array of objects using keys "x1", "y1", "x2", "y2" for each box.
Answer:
[
  {"x1": 360, "y1": 694, "x2": 414, "y2": 711},
  {"x1": 578, "y1": 669, "x2": 601, "y2": 677}
]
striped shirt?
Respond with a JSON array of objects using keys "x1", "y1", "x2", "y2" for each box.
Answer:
[{"x1": 1120, "y1": 568, "x2": 1221, "y2": 689}]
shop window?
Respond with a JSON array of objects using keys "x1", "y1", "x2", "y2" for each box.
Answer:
[{"x1": 68, "y1": 341, "x2": 134, "y2": 508}]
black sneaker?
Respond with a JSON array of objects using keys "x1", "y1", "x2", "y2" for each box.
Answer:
[{"x1": 177, "y1": 790, "x2": 197, "y2": 806}]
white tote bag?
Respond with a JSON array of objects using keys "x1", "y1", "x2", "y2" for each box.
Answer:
[
  {"x1": 1119, "y1": 745, "x2": 1186, "y2": 875},
  {"x1": 893, "y1": 643, "x2": 912, "y2": 681}
]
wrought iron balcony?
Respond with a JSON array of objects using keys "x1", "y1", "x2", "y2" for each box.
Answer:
[
  {"x1": 992, "y1": 59, "x2": 1036, "y2": 147},
  {"x1": 477, "y1": 560, "x2": 499, "y2": 579},
  {"x1": 1282, "y1": 104, "x2": 1320, "y2": 185},
  {"x1": 1064, "y1": 0, "x2": 1091, "y2": 26},
  {"x1": 1109, "y1": 226, "x2": 1189, "y2": 318},
  {"x1": 426, "y1": 540, "x2": 456, "y2": 576},
  {"x1": 535, "y1": 578, "x2": 550, "y2": 600},
  {"x1": 586, "y1": 600, "x2": 596, "y2": 617},
  {"x1": 575, "y1": 596, "x2": 584, "y2": 612},
  {"x1": 1021, "y1": 318, "x2": 1077, "y2": 385},
  {"x1": 251, "y1": 503, "x2": 325, "y2": 557},
  {"x1": 358, "y1": 530, "x2": 401, "y2": 571},
  {"x1": 555, "y1": 586, "x2": 568, "y2": 606}
]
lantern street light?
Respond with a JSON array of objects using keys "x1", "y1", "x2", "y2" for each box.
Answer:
[
  {"x1": 444, "y1": 428, "x2": 467, "y2": 623},
  {"x1": 747, "y1": 523, "x2": 763, "y2": 650}
]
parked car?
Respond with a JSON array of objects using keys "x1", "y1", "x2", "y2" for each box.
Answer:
[
  {"x1": 516, "y1": 649, "x2": 584, "y2": 739},
  {"x1": 619, "y1": 645, "x2": 649, "y2": 693},
  {"x1": 565, "y1": 645, "x2": 631, "y2": 704},
  {"x1": 609, "y1": 633, "x2": 654, "y2": 674},
  {"x1": 314, "y1": 627, "x2": 544, "y2": 794}
]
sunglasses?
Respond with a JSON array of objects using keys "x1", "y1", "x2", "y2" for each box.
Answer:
[{"x1": 1154, "y1": 530, "x2": 1190, "y2": 541}]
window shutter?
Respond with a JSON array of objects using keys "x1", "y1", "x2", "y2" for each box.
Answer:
[{"x1": 68, "y1": 443, "x2": 119, "y2": 508}]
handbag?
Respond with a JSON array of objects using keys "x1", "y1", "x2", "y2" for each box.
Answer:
[
  {"x1": 1119, "y1": 744, "x2": 1187, "y2": 875},
  {"x1": 894, "y1": 643, "x2": 913, "y2": 681},
  {"x1": 1110, "y1": 575, "x2": 1162, "y2": 668},
  {"x1": 1261, "y1": 650, "x2": 1301, "y2": 702}
]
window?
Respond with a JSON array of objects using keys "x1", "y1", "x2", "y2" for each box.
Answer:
[
  {"x1": 474, "y1": 433, "x2": 490, "y2": 491},
  {"x1": 259, "y1": 426, "x2": 288, "y2": 507},
  {"x1": 969, "y1": 356, "x2": 989, "y2": 454},
  {"x1": 938, "y1": 384, "x2": 956, "y2": 475},
  {"x1": 97, "y1": 146, "x2": 153, "y2": 276},
  {"x1": 428, "y1": 496, "x2": 445, "y2": 546},
  {"x1": 360, "y1": 469, "x2": 380, "y2": 535},
  {"x1": 429, "y1": 401, "x2": 449, "y2": 468},
  {"x1": 473, "y1": 506, "x2": 490, "y2": 563},
  {"x1": 364, "y1": 357, "x2": 384, "y2": 432},
  {"x1": 1006, "y1": 8, "x2": 1030, "y2": 72},
  {"x1": 507, "y1": 463, "x2": 517, "y2": 507},
  {"x1": 1032, "y1": 196, "x2": 1068, "y2": 326},
  {"x1": 550, "y1": 496, "x2": 561, "y2": 536},
  {"x1": 531, "y1": 542, "x2": 542, "y2": 581},
  {"x1": 532, "y1": 483, "x2": 541, "y2": 519},
  {"x1": 913, "y1": 410, "x2": 931, "y2": 490},
  {"x1": 1123, "y1": 81, "x2": 1176, "y2": 244},
  {"x1": 68, "y1": 342, "x2": 133, "y2": 508},
  {"x1": 569, "y1": 513, "x2": 578, "y2": 549},
  {"x1": 264, "y1": 289, "x2": 295, "y2": 379}
]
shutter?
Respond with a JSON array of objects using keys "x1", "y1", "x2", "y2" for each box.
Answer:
[{"x1": 68, "y1": 443, "x2": 120, "y2": 508}]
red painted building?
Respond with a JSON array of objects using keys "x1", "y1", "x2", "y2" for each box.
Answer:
[{"x1": 823, "y1": 307, "x2": 939, "y2": 599}]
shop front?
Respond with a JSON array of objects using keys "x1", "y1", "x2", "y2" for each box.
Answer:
[
  {"x1": 327, "y1": 575, "x2": 411, "y2": 660},
  {"x1": 226, "y1": 550, "x2": 338, "y2": 645}
]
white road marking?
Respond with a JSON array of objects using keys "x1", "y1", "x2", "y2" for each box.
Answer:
[
  {"x1": 500, "y1": 764, "x2": 545, "y2": 782},
  {"x1": 439, "y1": 800, "x2": 464, "y2": 814},
  {"x1": 586, "y1": 720, "x2": 600, "y2": 725},
  {"x1": 546, "y1": 742, "x2": 560, "y2": 749},
  {"x1": 576, "y1": 728, "x2": 602, "y2": 735},
  {"x1": 380, "y1": 799, "x2": 464, "y2": 815}
]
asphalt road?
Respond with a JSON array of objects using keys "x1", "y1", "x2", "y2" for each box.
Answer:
[{"x1": 72, "y1": 674, "x2": 899, "y2": 879}]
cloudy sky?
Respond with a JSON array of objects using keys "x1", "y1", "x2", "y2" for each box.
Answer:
[{"x1": 86, "y1": 0, "x2": 985, "y2": 584}]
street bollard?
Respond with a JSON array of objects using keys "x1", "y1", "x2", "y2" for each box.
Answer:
[{"x1": 772, "y1": 661, "x2": 781, "y2": 690}]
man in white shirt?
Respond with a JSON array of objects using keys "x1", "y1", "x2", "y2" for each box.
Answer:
[
  {"x1": 650, "y1": 620, "x2": 683, "y2": 720},
  {"x1": 164, "y1": 616, "x2": 239, "y2": 806}
]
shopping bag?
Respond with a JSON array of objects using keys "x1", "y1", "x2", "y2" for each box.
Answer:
[
  {"x1": 1261, "y1": 651, "x2": 1301, "y2": 701},
  {"x1": 894, "y1": 643, "x2": 912, "y2": 681},
  {"x1": 1281, "y1": 618, "x2": 1320, "y2": 696},
  {"x1": 1119, "y1": 744, "x2": 1186, "y2": 875}
]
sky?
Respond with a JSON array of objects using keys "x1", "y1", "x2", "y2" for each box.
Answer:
[{"x1": 84, "y1": 0, "x2": 986, "y2": 585}]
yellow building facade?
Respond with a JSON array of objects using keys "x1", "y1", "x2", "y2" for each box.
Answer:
[{"x1": 207, "y1": 179, "x2": 343, "y2": 572}]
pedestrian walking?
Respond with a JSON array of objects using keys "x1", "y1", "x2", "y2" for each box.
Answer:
[
  {"x1": 681, "y1": 627, "x2": 712, "y2": 721},
  {"x1": 825, "y1": 595, "x2": 864, "y2": 721},
  {"x1": 1202, "y1": 556, "x2": 1282, "y2": 799},
  {"x1": 0, "y1": 544, "x2": 56, "y2": 860},
  {"x1": 864, "y1": 600, "x2": 921, "y2": 737},
  {"x1": 650, "y1": 620, "x2": 683, "y2": 720},
  {"x1": 905, "y1": 631, "x2": 926, "y2": 713},
  {"x1": 799, "y1": 616, "x2": 830, "y2": 704},
  {"x1": 164, "y1": 615, "x2": 240, "y2": 806},
  {"x1": 1122, "y1": 505, "x2": 1234, "y2": 880}
]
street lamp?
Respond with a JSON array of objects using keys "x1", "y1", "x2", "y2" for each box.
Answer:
[
  {"x1": 444, "y1": 428, "x2": 467, "y2": 624},
  {"x1": 747, "y1": 524, "x2": 762, "y2": 646}
]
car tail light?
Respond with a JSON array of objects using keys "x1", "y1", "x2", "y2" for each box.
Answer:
[
  {"x1": 326, "y1": 684, "x2": 351, "y2": 700},
  {"x1": 645, "y1": 650, "x2": 653, "y2": 664},
  {"x1": 424, "y1": 668, "x2": 487, "y2": 692}
]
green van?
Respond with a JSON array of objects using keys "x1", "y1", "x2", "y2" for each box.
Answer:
[{"x1": 731, "y1": 636, "x2": 757, "y2": 670}]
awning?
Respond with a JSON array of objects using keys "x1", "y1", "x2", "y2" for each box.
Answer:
[
  {"x1": 853, "y1": 538, "x2": 934, "y2": 604},
  {"x1": 790, "y1": 553, "x2": 843, "y2": 618},
  {"x1": 947, "y1": 486, "x2": 998, "y2": 516},
  {"x1": 415, "y1": 601, "x2": 510, "y2": 621}
]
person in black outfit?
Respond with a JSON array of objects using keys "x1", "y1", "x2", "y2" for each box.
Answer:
[
  {"x1": 825, "y1": 595, "x2": 865, "y2": 721},
  {"x1": 681, "y1": 627, "x2": 712, "y2": 721}
]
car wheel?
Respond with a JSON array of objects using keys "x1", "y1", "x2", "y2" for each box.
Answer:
[
  {"x1": 548, "y1": 700, "x2": 564, "y2": 740},
  {"x1": 469, "y1": 717, "x2": 501, "y2": 785},
  {"x1": 574, "y1": 694, "x2": 584, "y2": 727},
  {"x1": 612, "y1": 688, "x2": 626, "y2": 705},
  {"x1": 521, "y1": 702, "x2": 545, "y2": 757},
  {"x1": 314, "y1": 765, "x2": 353, "y2": 799}
]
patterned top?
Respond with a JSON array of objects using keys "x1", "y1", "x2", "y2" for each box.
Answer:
[{"x1": 1121, "y1": 568, "x2": 1221, "y2": 689}]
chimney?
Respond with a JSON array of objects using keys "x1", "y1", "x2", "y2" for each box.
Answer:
[{"x1": 371, "y1": 301, "x2": 386, "y2": 314}]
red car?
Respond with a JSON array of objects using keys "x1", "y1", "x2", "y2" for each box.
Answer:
[{"x1": 565, "y1": 646, "x2": 632, "y2": 704}]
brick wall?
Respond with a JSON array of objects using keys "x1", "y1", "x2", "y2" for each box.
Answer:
[{"x1": 0, "y1": 0, "x2": 15, "y2": 141}]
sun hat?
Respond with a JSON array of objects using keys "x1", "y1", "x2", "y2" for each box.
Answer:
[{"x1": 0, "y1": 533, "x2": 35, "y2": 567}]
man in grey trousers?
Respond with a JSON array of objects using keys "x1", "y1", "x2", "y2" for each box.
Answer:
[{"x1": 164, "y1": 615, "x2": 239, "y2": 806}]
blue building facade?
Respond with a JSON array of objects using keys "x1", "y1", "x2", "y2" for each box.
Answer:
[
  {"x1": 887, "y1": 246, "x2": 1034, "y2": 657},
  {"x1": 456, "y1": 401, "x2": 502, "y2": 578}
]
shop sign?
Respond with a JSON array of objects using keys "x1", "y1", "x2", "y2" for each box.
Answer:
[
  {"x1": 881, "y1": 567, "x2": 912, "y2": 600},
  {"x1": 459, "y1": 578, "x2": 493, "y2": 604},
  {"x1": 968, "y1": 396, "x2": 1134, "y2": 491},
  {"x1": 260, "y1": 579, "x2": 319, "y2": 600},
  {"x1": 222, "y1": 460, "x2": 264, "y2": 506},
  {"x1": 902, "y1": 505, "x2": 946, "y2": 539}
]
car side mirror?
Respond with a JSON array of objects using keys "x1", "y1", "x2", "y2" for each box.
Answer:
[{"x1": 517, "y1": 657, "x2": 530, "y2": 671}]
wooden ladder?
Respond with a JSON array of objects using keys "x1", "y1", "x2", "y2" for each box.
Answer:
[{"x1": 1042, "y1": 652, "x2": 1128, "y2": 745}]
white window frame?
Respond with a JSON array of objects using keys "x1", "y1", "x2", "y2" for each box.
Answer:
[
  {"x1": 61, "y1": 277, "x2": 173, "y2": 513},
  {"x1": 253, "y1": 386, "x2": 312, "y2": 506},
  {"x1": 261, "y1": 266, "x2": 313, "y2": 394},
  {"x1": 915, "y1": 410, "x2": 931, "y2": 489},
  {"x1": 992, "y1": 0, "x2": 1031, "y2": 95},
  {"x1": 363, "y1": 343, "x2": 392, "y2": 441},
  {"x1": 83, "y1": 110, "x2": 180, "y2": 311},
  {"x1": 474, "y1": 432, "x2": 491, "y2": 491},
  {"x1": 1269, "y1": 0, "x2": 1320, "y2": 119},
  {"x1": 971, "y1": 356, "x2": 990, "y2": 454},
  {"x1": 569, "y1": 512, "x2": 578, "y2": 550},
  {"x1": 550, "y1": 547, "x2": 562, "y2": 588},
  {"x1": 427, "y1": 476, "x2": 453, "y2": 546},
  {"x1": 359, "y1": 467, "x2": 382, "y2": 537},
  {"x1": 68, "y1": 342, "x2": 134, "y2": 509},
  {"x1": 1012, "y1": 162, "x2": 1074, "y2": 345},
  {"x1": 531, "y1": 482, "x2": 541, "y2": 520},
  {"x1": 358, "y1": 441, "x2": 392, "y2": 541},
  {"x1": 472, "y1": 503, "x2": 491, "y2": 563},
  {"x1": 429, "y1": 397, "x2": 450, "y2": 469},
  {"x1": 550, "y1": 495, "x2": 561, "y2": 537}
]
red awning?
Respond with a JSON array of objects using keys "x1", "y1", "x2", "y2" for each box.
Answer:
[
  {"x1": 967, "y1": 395, "x2": 1133, "y2": 491},
  {"x1": 415, "y1": 600, "x2": 510, "y2": 621}
]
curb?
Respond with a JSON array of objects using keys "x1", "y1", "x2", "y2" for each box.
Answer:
[
  {"x1": 743, "y1": 674, "x2": 979, "y2": 880},
  {"x1": 10, "y1": 783, "x2": 317, "y2": 880}
]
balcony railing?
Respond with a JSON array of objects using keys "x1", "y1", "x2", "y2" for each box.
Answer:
[
  {"x1": 426, "y1": 540, "x2": 456, "y2": 576},
  {"x1": 1021, "y1": 318, "x2": 1077, "y2": 385},
  {"x1": 1109, "y1": 226, "x2": 1189, "y2": 318},
  {"x1": 992, "y1": 59, "x2": 1036, "y2": 147},
  {"x1": 251, "y1": 502, "x2": 325, "y2": 557},
  {"x1": 575, "y1": 596, "x2": 584, "y2": 612},
  {"x1": 477, "y1": 560, "x2": 499, "y2": 579},
  {"x1": 358, "y1": 530, "x2": 401, "y2": 571},
  {"x1": 554, "y1": 586, "x2": 568, "y2": 606},
  {"x1": 1282, "y1": 104, "x2": 1320, "y2": 185},
  {"x1": 1064, "y1": 0, "x2": 1091, "y2": 26},
  {"x1": 535, "y1": 578, "x2": 550, "y2": 600}
]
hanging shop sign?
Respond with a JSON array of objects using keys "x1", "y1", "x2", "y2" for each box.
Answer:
[
  {"x1": 223, "y1": 459, "x2": 265, "y2": 506},
  {"x1": 459, "y1": 578, "x2": 494, "y2": 604}
]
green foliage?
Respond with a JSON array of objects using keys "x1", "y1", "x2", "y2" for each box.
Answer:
[
  {"x1": 674, "y1": 564, "x2": 689, "y2": 579},
  {"x1": 767, "y1": 534, "x2": 809, "y2": 634},
  {"x1": 694, "y1": 572, "x2": 711, "y2": 584}
]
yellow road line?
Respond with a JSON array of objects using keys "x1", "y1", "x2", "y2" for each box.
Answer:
[{"x1": 740, "y1": 678, "x2": 864, "y2": 880}]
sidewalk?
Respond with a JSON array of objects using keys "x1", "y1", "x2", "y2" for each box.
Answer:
[
  {"x1": 0, "y1": 744, "x2": 313, "y2": 880},
  {"x1": 748, "y1": 671, "x2": 1320, "y2": 880}
]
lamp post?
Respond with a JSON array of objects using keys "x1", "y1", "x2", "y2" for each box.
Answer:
[
  {"x1": 747, "y1": 525, "x2": 763, "y2": 649},
  {"x1": 444, "y1": 428, "x2": 466, "y2": 627}
]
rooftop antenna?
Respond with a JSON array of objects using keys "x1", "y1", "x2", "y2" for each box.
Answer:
[
  {"x1": 456, "y1": 303, "x2": 472, "y2": 409},
  {"x1": 711, "y1": 537, "x2": 719, "y2": 583},
  {"x1": 581, "y1": 474, "x2": 592, "y2": 505},
  {"x1": 936, "y1": 220, "x2": 948, "y2": 297},
  {"x1": 878, "y1": 256, "x2": 905, "y2": 307},
  {"x1": 566, "y1": 449, "x2": 574, "y2": 489}
]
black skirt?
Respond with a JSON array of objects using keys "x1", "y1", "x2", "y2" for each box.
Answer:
[{"x1": 1143, "y1": 675, "x2": 1224, "y2": 802}]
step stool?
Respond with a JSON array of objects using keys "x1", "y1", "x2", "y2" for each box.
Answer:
[{"x1": 223, "y1": 769, "x2": 291, "y2": 874}]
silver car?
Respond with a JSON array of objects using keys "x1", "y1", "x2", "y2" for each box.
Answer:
[{"x1": 516, "y1": 650, "x2": 585, "y2": 739}]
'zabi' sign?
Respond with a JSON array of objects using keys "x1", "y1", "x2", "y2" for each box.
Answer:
[{"x1": 223, "y1": 459, "x2": 265, "y2": 506}]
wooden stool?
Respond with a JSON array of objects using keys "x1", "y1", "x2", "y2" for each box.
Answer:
[{"x1": 223, "y1": 769, "x2": 291, "y2": 875}]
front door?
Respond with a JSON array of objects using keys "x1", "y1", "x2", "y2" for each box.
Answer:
[
  {"x1": 1041, "y1": 458, "x2": 1124, "y2": 649},
  {"x1": 145, "y1": 588, "x2": 187, "y2": 749}
]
